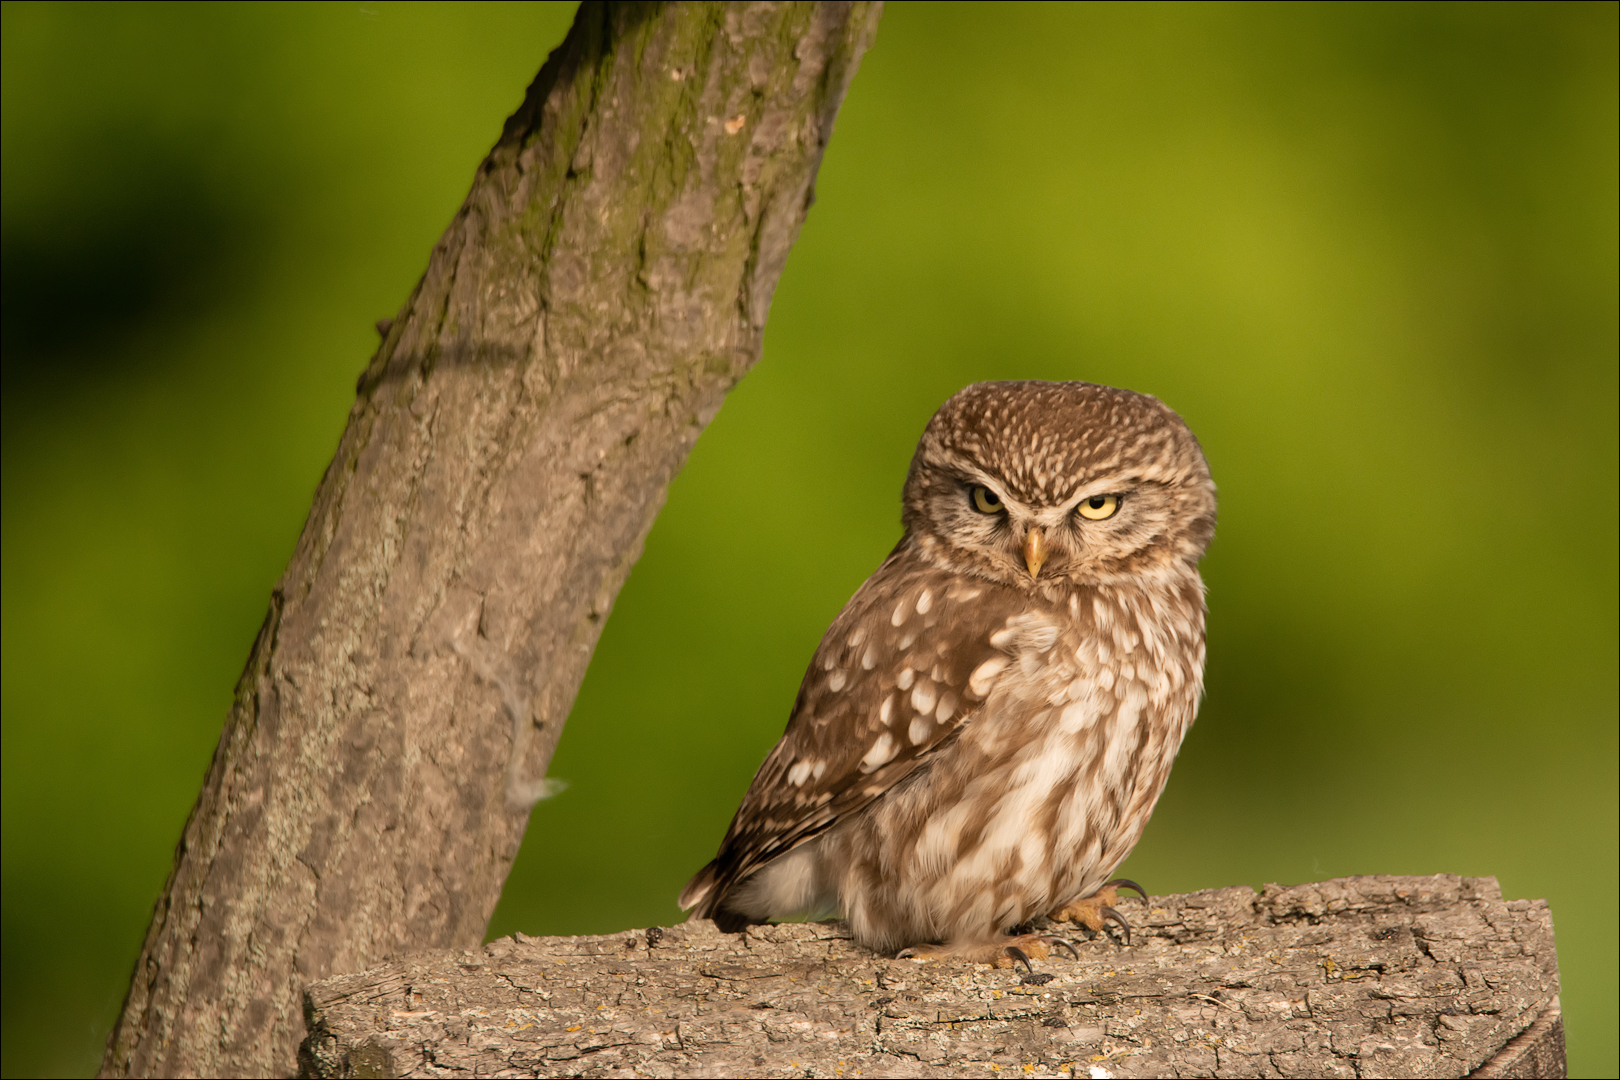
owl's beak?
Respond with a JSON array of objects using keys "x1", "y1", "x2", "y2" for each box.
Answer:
[{"x1": 1023, "y1": 526, "x2": 1048, "y2": 579}]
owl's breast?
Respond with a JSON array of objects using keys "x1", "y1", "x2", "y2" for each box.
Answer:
[
  {"x1": 1010, "y1": 581, "x2": 1202, "y2": 822},
  {"x1": 967, "y1": 581, "x2": 1204, "y2": 762}
]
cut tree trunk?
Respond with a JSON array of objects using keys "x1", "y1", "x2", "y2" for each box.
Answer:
[
  {"x1": 101, "y1": 3, "x2": 882, "y2": 1076},
  {"x1": 298, "y1": 875, "x2": 1564, "y2": 1079}
]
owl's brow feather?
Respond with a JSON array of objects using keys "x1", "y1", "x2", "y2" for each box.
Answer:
[{"x1": 912, "y1": 381, "x2": 1206, "y2": 507}]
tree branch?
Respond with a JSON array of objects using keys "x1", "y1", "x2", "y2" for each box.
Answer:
[
  {"x1": 298, "y1": 875, "x2": 1565, "y2": 1079},
  {"x1": 101, "y1": 4, "x2": 883, "y2": 1075}
]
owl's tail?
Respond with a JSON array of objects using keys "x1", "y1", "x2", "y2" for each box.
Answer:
[
  {"x1": 677, "y1": 860, "x2": 719, "y2": 915},
  {"x1": 677, "y1": 860, "x2": 751, "y2": 931}
]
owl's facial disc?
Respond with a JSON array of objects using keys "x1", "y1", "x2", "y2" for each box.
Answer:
[
  {"x1": 901, "y1": 381, "x2": 1216, "y2": 588},
  {"x1": 920, "y1": 467, "x2": 1179, "y2": 587}
]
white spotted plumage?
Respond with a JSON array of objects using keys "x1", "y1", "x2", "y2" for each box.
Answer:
[{"x1": 680, "y1": 381, "x2": 1216, "y2": 959}]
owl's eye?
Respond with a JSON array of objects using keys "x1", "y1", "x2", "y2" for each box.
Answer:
[
  {"x1": 970, "y1": 485, "x2": 1004, "y2": 514},
  {"x1": 1077, "y1": 493, "x2": 1120, "y2": 521}
]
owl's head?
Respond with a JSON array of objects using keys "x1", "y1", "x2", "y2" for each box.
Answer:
[{"x1": 901, "y1": 381, "x2": 1216, "y2": 590}]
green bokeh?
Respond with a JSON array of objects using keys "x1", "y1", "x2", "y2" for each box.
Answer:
[{"x1": 3, "y1": 2, "x2": 1613, "y2": 1076}]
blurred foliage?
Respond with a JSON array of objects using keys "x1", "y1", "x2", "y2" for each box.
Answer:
[{"x1": 2, "y1": 2, "x2": 1614, "y2": 1076}]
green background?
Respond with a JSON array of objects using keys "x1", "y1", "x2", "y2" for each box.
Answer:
[{"x1": 3, "y1": 2, "x2": 1614, "y2": 1075}]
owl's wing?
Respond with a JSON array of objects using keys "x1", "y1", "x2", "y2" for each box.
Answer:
[{"x1": 681, "y1": 554, "x2": 1032, "y2": 918}]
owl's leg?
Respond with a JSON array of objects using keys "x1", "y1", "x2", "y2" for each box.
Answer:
[
  {"x1": 1051, "y1": 878, "x2": 1146, "y2": 944},
  {"x1": 896, "y1": 932, "x2": 1080, "y2": 969}
]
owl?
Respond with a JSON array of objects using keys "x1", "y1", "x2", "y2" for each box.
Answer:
[{"x1": 679, "y1": 380, "x2": 1216, "y2": 965}]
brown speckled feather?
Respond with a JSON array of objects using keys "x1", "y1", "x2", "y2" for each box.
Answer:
[
  {"x1": 682, "y1": 554, "x2": 1034, "y2": 918},
  {"x1": 680, "y1": 380, "x2": 1216, "y2": 957}
]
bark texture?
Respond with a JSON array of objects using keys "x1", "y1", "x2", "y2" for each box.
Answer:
[
  {"x1": 101, "y1": 3, "x2": 882, "y2": 1076},
  {"x1": 297, "y1": 875, "x2": 1564, "y2": 1079}
]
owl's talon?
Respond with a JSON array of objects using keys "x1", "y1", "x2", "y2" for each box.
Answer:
[
  {"x1": 1046, "y1": 935, "x2": 1081, "y2": 960},
  {"x1": 1004, "y1": 945, "x2": 1034, "y2": 972},
  {"x1": 1052, "y1": 881, "x2": 1144, "y2": 944},
  {"x1": 1104, "y1": 877, "x2": 1148, "y2": 902},
  {"x1": 1099, "y1": 905, "x2": 1131, "y2": 945}
]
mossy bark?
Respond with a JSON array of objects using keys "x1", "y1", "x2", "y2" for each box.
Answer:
[{"x1": 100, "y1": 3, "x2": 882, "y2": 1076}]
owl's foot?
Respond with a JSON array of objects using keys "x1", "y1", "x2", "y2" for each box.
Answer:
[
  {"x1": 1051, "y1": 878, "x2": 1147, "y2": 945},
  {"x1": 897, "y1": 932, "x2": 1080, "y2": 970}
]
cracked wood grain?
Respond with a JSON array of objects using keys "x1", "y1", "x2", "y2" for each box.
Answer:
[
  {"x1": 100, "y1": 4, "x2": 882, "y2": 1076},
  {"x1": 298, "y1": 875, "x2": 1564, "y2": 1079}
]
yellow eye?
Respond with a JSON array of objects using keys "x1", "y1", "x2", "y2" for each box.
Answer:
[
  {"x1": 1077, "y1": 493, "x2": 1120, "y2": 521},
  {"x1": 971, "y1": 485, "x2": 1004, "y2": 514}
]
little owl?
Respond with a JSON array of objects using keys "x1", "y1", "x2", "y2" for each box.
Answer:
[{"x1": 679, "y1": 380, "x2": 1215, "y2": 964}]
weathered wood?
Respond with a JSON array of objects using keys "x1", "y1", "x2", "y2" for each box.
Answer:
[
  {"x1": 298, "y1": 875, "x2": 1562, "y2": 1078},
  {"x1": 1470, "y1": 1005, "x2": 1565, "y2": 1080},
  {"x1": 100, "y1": 3, "x2": 882, "y2": 1076}
]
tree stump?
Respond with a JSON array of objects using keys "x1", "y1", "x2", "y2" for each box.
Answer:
[{"x1": 298, "y1": 874, "x2": 1564, "y2": 1078}]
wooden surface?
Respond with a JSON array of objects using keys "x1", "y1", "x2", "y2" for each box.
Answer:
[
  {"x1": 299, "y1": 874, "x2": 1563, "y2": 1078},
  {"x1": 98, "y1": 3, "x2": 882, "y2": 1075}
]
